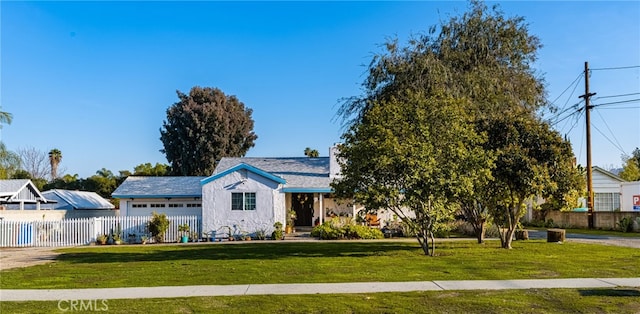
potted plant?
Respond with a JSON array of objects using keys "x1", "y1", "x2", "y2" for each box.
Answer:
[
  {"x1": 112, "y1": 233, "x2": 122, "y2": 245},
  {"x1": 272, "y1": 222, "x2": 284, "y2": 240},
  {"x1": 97, "y1": 234, "x2": 108, "y2": 245},
  {"x1": 286, "y1": 209, "x2": 296, "y2": 234},
  {"x1": 178, "y1": 224, "x2": 190, "y2": 243},
  {"x1": 148, "y1": 212, "x2": 170, "y2": 243}
]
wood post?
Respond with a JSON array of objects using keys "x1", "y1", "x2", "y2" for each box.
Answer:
[
  {"x1": 515, "y1": 230, "x2": 529, "y2": 240},
  {"x1": 547, "y1": 228, "x2": 566, "y2": 243}
]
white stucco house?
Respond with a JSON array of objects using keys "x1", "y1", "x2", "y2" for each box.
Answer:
[
  {"x1": 111, "y1": 147, "x2": 379, "y2": 236},
  {"x1": 200, "y1": 154, "x2": 360, "y2": 236}
]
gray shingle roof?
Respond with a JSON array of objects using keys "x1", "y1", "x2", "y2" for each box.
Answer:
[
  {"x1": 215, "y1": 157, "x2": 331, "y2": 189},
  {"x1": 43, "y1": 189, "x2": 115, "y2": 210},
  {"x1": 0, "y1": 179, "x2": 31, "y2": 197},
  {"x1": 112, "y1": 176, "x2": 206, "y2": 198},
  {"x1": 0, "y1": 179, "x2": 46, "y2": 202}
]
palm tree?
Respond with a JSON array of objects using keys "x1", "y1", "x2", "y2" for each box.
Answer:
[
  {"x1": 48, "y1": 148, "x2": 62, "y2": 180},
  {"x1": 0, "y1": 109, "x2": 12, "y2": 142},
  {"x1": 0, "y1": 111, "x2": 12, "y2": 126}
]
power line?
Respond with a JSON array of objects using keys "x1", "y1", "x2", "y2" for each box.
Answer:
[
  {"x1": 591, "y1": 65, "x2": 640, "y2": 71},
  {"x1": 592, "y1": 123, "x2": 627, "y2": 156},
  {"x1": 594, "y1": 108, "x2": 625, "y2": 156},
  {"x1": 564, "y1": 109, "x2": 584, "y2": 136},
  {"x1": 550, "y1": 102, "x2": 583, "y2": 126},
  {"x1": 550, "y1": 72, "x2": 583, "y2": 106},
  {"x1": 597, "y1": 106, "x2": 640, "y2": 110},
  {"x1": 593, "y1": 98, "x2": 640, "y2": 107},
  {"x1": 594, "y1": 92, "x2": 640, "y2": 100}
]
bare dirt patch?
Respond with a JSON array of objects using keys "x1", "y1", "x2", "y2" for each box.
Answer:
[{"x1": 0, "y1": 247, "x2": 60, "y2": 271}]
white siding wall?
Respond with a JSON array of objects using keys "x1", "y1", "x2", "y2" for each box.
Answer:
[
  {"x1": 120, "y1": 198, "x2": 202, "y2": 217},
  {"x1": 202, "y1": 169, "x2": 283, "y2": 236},
  {"x1": 592, "y1": 170, "x2": 625, "y2": 211},
  {"x1": 593, "y1": 170, "x2": 623, "y2": 193}
]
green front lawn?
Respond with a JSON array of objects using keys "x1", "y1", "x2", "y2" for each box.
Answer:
[
  {"x1": 562, "y1": 228, "x2": 640, "y2": 238},
  {"x1": 2, "y1": 289, "x2": 639, "y2": 314},
  {"x1": 1, "y1": 240, "x2": 638, "y2": 289}
]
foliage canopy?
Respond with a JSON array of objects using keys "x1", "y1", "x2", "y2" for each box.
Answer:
[
  {"x1": 333, "y1": 0, "x2": 582, "y2": 253},
  {"x1": 160, "y1": 86, "x2": 257, "y2": 176}
]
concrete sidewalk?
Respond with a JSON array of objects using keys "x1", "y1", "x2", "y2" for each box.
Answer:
[{"x1": 1, "y1": 278, "x2": 638, "y2": 301}]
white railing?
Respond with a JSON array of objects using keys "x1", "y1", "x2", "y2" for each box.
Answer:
[{"x1": 0, "y1": 215, "x2": 201, "y2": 247}]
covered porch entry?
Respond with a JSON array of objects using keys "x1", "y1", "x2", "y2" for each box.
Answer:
[{"x1": 284, "y1": 190, "x2": 360, "y2": 228}]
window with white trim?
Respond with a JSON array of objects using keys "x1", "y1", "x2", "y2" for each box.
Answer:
[
  {"x1": 186, "y1": 203, "x2": 201, "y2": 208},
  {"x1": 231, "y1": 192, "x2": 256, "y2": 211},
  {"x1": 131, "y1": 204, "x2": 147, "y2": 208},
  {"x1": 168, "y1": 204, "x2": 183, "y2": 208},
  {"x1": 594, "y1": 193, "x2": 620, "y2": 211},
  {"x1": 150, "y1": 204, "x2": 166, "y2": 208}
]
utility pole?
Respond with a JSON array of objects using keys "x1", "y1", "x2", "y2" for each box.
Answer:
[{"x1": 579, "y1": 61, "x2": 596, "y2": 228}]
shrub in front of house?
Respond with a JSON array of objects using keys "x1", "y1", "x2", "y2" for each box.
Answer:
[{"x1": 311, "y1": 220, "x2": 383, "y2": 240}]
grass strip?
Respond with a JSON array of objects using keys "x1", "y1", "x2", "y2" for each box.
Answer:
[
  {"x1": 1, "y1": 288, "x2": 639, "y2": 314},
  {"x1": 1, "y1": 240, "x2": 638, "y2": 289}
]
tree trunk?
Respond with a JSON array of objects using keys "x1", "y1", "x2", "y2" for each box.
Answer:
[
  {"x1": 500, "y1": 227, "x2": 517, "y2": 249},
  {"x1": 474, "y1": 221, "x2": 486, "y2": 244}
]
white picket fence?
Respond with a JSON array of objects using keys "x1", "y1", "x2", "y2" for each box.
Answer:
[{"x1": 0, "y1": 215, "x2": 201, "y2": 247}]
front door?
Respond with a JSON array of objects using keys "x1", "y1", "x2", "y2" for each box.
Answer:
[{"x1": 292, "y1": 193, "x2": 314, "y2": 226}]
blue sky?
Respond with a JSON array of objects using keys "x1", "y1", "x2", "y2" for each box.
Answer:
[{"x1": 2, "y1": 1, "x2": 639, "y2": 178}]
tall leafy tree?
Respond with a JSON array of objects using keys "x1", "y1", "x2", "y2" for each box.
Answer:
[
  {"x1": 619, "y1": 148, "x2": 640, "y2": 181},
  {"x1": 336, "y1": 1, "x2": 581, "y2": 251},
  {"x1": 48, "y1": 148, "x2": 62, "y2": 180},
  {"x1": 160, "y1": 86, "x2": 257, "y2": 176},
  {"x1": 0, "y1": 142, "x2": 21, "y2": 179},
  {"x1": 483, "y1": 116, "x2": 582, "y2": 248},
  {"x1": 334, "y1": 91, "x2": 489, "y2": 256}
]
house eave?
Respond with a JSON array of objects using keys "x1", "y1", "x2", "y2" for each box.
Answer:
[
  {"x1": 112, "y1": 194, "x2": 201, "y2": 199},
  {"x1": 201, "y1": 163, "x2": 287, "y2": 185},
  {"x1": 282, "y1": 187, "x2": 333, "y2": 193}
]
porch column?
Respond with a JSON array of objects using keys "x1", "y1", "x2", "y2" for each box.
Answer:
[
  {"x1": 319, "y1": 193, "x2": 324, "y2": 224},
  {"x1": 36, "y1": 201, "x2": 41, "y2": 211},
  {"x1": 352, "y1": 202, "x2": 356, "y2": 218},
  {"x1": 20, "y1": 201, "x2": 24, "y2": 210}
]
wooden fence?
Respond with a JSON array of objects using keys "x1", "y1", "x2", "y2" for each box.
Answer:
[{"x1": 0, "y1": 215, "x2": 201, "y2": 247}]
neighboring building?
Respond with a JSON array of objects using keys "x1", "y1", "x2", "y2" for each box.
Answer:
[
  {"x1": 592, "y1": 166, "x2": 626, "y2": 211},
  {"x1": 620, "y1": 181, "x2": 640, "y2": 212},
  {"x1": 0, "y1": 179, "x2": 49, "y2": 210},
  {"x1": 40, "y1": 189, "x2": 114, "y2": 210},
  {"x1": 112, "y1": 176, "x2": 206, "y2": 216}
]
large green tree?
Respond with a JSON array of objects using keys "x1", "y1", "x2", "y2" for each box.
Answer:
[
  {"x1": 483, "y1": 116, "x2": 582, "y2": 249},
  {"x1": 335, "y1": 1, "x2": 582, "y2": 251},
  {"x1": 619, "y1": 148, "x2": 640, "y2": 181},
  {"x1": 160, "y1": 87, "x2": 257, "y2": 176},
  {"x1": 333, "y1": 91, "x2": 489, "y2": 256}
]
